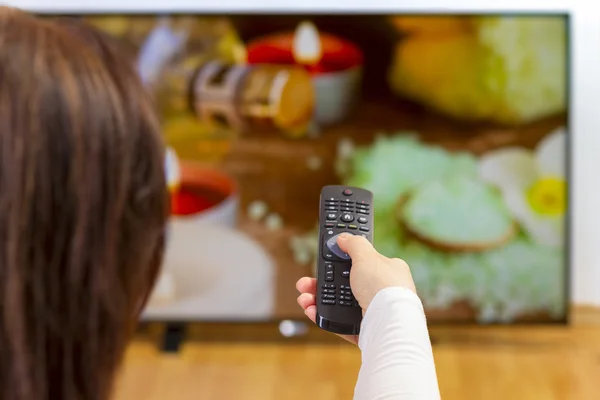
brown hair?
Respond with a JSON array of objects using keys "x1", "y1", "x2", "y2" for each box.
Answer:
[{"x1": 0, "y1": 8, "x2": 168, "y2": 400}]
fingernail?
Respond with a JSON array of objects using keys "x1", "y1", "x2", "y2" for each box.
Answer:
[{"x1": 339, "y1": 233, "x2": 350, "y2": 240}]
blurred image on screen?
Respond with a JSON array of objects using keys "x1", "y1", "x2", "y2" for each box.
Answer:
[{"x1": 51, "y1": 14, "x2": 569, "y2": 324}]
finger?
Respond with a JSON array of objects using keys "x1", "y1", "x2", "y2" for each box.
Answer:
[
  {"x1": 296, "y1": 277, "x2": 317, "y2": 294},
  {"x1": 297, "y1": 293, "x2": 316, "y2": 311},
  {"x1": 337, "y1": 233, "x2": 377, "y2": 260},
  {"x1": 304, "y1": 304, "x2": 317, "y2": 323}
]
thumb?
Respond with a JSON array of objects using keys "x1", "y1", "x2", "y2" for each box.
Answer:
[{"x1": 337, "y1": 233, "x2": 376, "y2": 261}]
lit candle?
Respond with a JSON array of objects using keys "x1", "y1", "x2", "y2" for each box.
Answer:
[
  {"x1": 165, "y1": 146, "x2": 181, "y2": 193},
  {"x1": 246, "y1": 21, "x2": 363, "y2": 126},
  {"x1": 292, "y1": 21, "x2": 323, "y2": 67},
  {"x1": 166, "y1": 147, "x2": 223, "y2": 216}
]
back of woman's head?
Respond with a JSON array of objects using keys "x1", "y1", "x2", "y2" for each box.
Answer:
[{"x1": 0, "y1": 8, "x2": 168, "y2": 400}]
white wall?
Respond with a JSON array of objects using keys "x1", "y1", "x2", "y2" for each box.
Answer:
[
  {"x1": 7, "y1": 0, "x2": 600, "y2": 306},
  {"x1": 570, "y1": 5, "x2": 600, "y2": 306}
]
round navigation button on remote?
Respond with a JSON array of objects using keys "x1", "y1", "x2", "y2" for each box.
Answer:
[
  {"x1": 325, "y1": 232, "x2": 353, "y2": 261},
  {"x1": 341, "y1": 213, "x2": 354, "y2": 223},
  {"x1": 342, "y1": 189, "x2": 353, "y2": 196}
]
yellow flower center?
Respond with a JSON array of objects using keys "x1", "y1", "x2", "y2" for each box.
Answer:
[{"x1": 526, "y1": 177, "x2": 565, "y2": 216}]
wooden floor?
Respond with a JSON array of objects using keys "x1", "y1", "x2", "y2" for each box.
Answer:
[{"x1": 114, "y1": 309, "x2": 600, "y2": 400}]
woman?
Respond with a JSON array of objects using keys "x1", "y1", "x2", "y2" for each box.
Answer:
[
  {"x1": 1, "y1": 7, "x2": 440, "y2": 400},
  {"x1": 0, "y1": 8, "x2": 168, "y2": 400}
]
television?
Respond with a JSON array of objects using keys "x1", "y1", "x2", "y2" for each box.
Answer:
[{"x1": 43, "y1": 13, "x2": 570, "y2": 326}]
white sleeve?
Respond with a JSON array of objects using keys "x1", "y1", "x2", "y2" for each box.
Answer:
[{"x1": 353, "y1": 287, "x2": 441, "y2": 400}]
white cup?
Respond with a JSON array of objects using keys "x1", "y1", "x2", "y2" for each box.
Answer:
[{"x1": 313, "y1": 65, "x2": 362, "y2": 126}]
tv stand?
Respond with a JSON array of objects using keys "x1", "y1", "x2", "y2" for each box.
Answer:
[{"x1": 161, "y1": 323, "x2": 187, "y2": 353}]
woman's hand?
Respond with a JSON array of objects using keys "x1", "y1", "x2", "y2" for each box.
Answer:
[
  {"x1": 296, "y1": 276, "x2": 360, "y2": 344},
  {"x1": 296, "y1": 232, "x2": 417, "y2": 344}
]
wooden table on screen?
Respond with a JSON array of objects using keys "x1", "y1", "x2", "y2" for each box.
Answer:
[{"x1": 222, "y1": 97, "x2": 567, "y2": 322}]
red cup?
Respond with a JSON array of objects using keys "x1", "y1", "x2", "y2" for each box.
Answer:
[{"x1": 170, "y1": 162, "x2": 238, "y2": 227}]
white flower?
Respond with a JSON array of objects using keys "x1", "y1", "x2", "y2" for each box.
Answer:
[
  {"x1": 478, "y1": 127, "x2": 566, "y2": 247},
  {"x1": 165, "y1": 147, "x2": 181, "y2": 191}
]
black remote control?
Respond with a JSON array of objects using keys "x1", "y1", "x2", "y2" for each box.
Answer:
[{"x1": 315, "y1": 185, "x2": 374, "y2": 335}]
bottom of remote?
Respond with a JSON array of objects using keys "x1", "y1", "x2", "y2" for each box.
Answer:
[{"x1": 316, "y1": 313, "x2": 361, "y2": 335}]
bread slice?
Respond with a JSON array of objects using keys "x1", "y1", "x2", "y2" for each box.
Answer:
[{"x1": 396, "y1": 176, "x2": 516, "y2": 253}]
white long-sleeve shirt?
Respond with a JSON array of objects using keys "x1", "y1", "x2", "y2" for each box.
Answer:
[{"x1": 353, "y1": 287, "x2": 441, "y2": 400}]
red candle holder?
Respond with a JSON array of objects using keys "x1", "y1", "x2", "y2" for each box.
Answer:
[
  {"x1": 170, "y1": 161, "x2": 238, "y2": 228},
  {"x1": 246, "y1": 27, "x2": 364, "y2": 126}
]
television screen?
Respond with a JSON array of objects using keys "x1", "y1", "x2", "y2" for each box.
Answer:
[{"x1": 50, "y1": 14, "x2": 569, "y2": 324}]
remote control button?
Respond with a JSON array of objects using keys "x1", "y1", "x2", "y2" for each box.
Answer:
[
  {"x1": 360, "y1": 227, "x2": 370, "y2": 232},
  {"x1": 341, "y1": 198, "x2": 354, "y2": 203},
  {"x1": 323, "y1": 294, "x2": 336, "y2": 300},
  {"x1": 339, "y1": 301, "x2": 351, "y2": 306},
  {"x1": 325, "y1": 276, "x2": 334, "y2": 282},
  {"x1": 357, "y1": 200, "x2": 370, "y2": 206},
  {"x1": 341, "y1": 270, "x2": 350, "y2": 278},
  {"x1": 336, "y1": 224, "x2": 346, "y2": 228},
  {"x1": 322, "y1": 299, "x2": 336, "y2": 305},
  {"x1": 322, "y1": 289, "x2": 335, "y2": 294},
  {"x1": 326, "y1": 213, "x2": 337, "y2": 220},
  {"x1": 348, "y1": 224, "x2": 358, "y2": 230},
  {"x1": 340, "y1": 207, "x2": 353, "y2": 212},
  {"x1": 326, "y1": 197, "x2": 338, "y2": 201},
  {"x1": 341, "y1": 285, "x2": 351, "y2": 290},
  {"x1": 357, "y1": 217, "x2": 368, "y2": 224},
  {"x1": 357, "y1": 210, "x2": 369, "y2": 215},
  {"x1": 324, "y1": 253, "x2": 334, "y2": 260},
  {"x1": 322, "y1": 284, "x2": 336, "y2": 289},
  {"x1": 341, "y1": 214, "x2": 354, "y2": 223},
  {"x1": 325, "y1": 233, "x2": 352, "y2": 260},
  {"x1": 325, "y1": 206, "x2": 337, "y2": 211},
  {"x1": 325, "y1": 223, "x2": 335, "y2": 228},
  {"x1": 356, "y1": 204, "x2": 369, "y2": 210},
  {"x1": 343, "y1": 189, "x2": 353, "y2": 196},
  {"x1": 325, "y1": 264, "x2": 334, "y2": 271},
  {"x1": 327, "y1": 230, "x2": 334, "y2": 235},
  {"x1": 342, "y1": 296, "x2": 352, "y2": 301}
]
